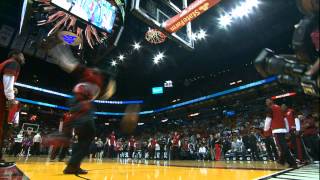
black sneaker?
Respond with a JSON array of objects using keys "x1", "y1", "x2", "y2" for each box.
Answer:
[
  {"x1": 63, "y1": 166, "x2": 88, "y2": 174},
  {"x1": 289, "y1": 164, "x2": 298, "y2": 169}
]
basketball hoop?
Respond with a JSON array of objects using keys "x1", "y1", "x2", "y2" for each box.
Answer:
[{"x1": 145, "y1": 28, "x2": 167, "y2": 44}]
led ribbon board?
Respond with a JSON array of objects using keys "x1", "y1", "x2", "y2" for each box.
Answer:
[
  {"x1": 163, "y1": 0, "x2": 221, "y2": 33},
  {"x1": 15, "y1": 77, "x2": 276, "y2": 116},
  {"x1": 154, "y1": 76, "x2": 277, "y2": 113},
  {"x1": 14, "y1": 82, "x2": 143, "y2": 104}
]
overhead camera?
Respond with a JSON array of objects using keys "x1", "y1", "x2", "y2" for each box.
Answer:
[{"x1": 254, "y1": 0, "x2": 319, "y2": 96}]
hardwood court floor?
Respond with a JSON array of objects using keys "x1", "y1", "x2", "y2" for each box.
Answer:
[{"x1": 5, "y1": 157, "x2": 287, "y2": 180}]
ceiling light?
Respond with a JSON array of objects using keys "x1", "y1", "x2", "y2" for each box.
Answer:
[
  {"x1": 133, "y1": 42, "x2": 141, "y2": 50},
  {"x1": 197, "y1": 29, "x2": 207, "y2": 40},
  {"x1": 161, "y1": 119, "x2": 168, "y2": 123},
  {"x1": 111, "y1": 60, "x2": 117, "y2": 66},
  {"x1": 153, "y1": 52, "x2": 165, "y2": 64},
  {"x1": 245, "y1": 0, "x2": 260, "y2": 9},
  {"x1": 218, "y1": 14, "x2": 232, "y2": 29},
  {"x1": 153, "y1": 59, "x2": 160, "y2": 64},
  {"x1": 189, "y1": 113, "x2": 200, "y2": 117},
  {"x1": 118, "y1": 54, "x2": 125, "y2": 61},
  {"x1": 231, "y1": 4, "x2": 250, "y2": 18},
  {"x1": 138, "y1": 123, "x2": 144, "y2": 126}
]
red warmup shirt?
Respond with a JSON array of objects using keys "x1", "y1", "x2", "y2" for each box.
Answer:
[
  {"x1": 150, "y1": 139, "x2": 157, "y2": 149},
  {"x1": 110, "y1": 134, "x2": 116, "y2": 146},
  {"x1": 172, "y1": 135, "x2": 180, "y2": 147},
  {"x1": 129, "y1": 138, "x2": 135, "y2": 147},
  {"x1": 271, "y1": 104, "x2": 286, "y2": 130},
  {"x1": 285, "y1": 108, "x2": 296, "y2": 130}
]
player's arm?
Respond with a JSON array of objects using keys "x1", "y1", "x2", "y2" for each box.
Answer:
[
  {"x1": 295, "y1": 117, "x2": 301, "y2": 132},
  {"x1": 3, "y1": 61, "x2": 19, "y2": 107},
  {"x1": 264, "y1": 111, "x2": 272, "y2": 131},
  {"x1": 3, "y1": 75, "x2": 15, "y2": 100}
]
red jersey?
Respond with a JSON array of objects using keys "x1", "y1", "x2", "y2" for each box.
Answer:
[
  {"x1": 129, "y1": 138, "x2": 135, "y2": 147},
  {"x1": 172, "y1": 135, "x2": 180, "y2": 146},
  {"x1": 285, "y1": 108, "x2": 296, "y2": 130},
  {"x1": 150, "y1": 139, "x2": 157, "y2": 149},
  {"x1": 271, "y1": 104, "x2": 286, "y2": 130},
  {"x1": 109, "y1": 134, "x2": 116, "y2": 146}
]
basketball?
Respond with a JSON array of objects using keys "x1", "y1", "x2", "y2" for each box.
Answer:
[{"x1": 120, "y1": 105, "x2": 140, "y2": 134}]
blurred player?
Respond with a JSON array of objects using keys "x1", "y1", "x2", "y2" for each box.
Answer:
[{"x1": 44, "y1": 43, "x2": 116, "y2": 174}]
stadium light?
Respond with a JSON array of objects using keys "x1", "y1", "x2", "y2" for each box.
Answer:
[
  {"x1": 218, "y1": 0, "x2": 261, "y2": 29},
  {"x1": 118, "y1": 54, "x2": 125, "y2": 61},
  {"x1": 218, "y1": 14, "x2": 232, "y2": 29},
  {"x1": 231, "y1": 4, "x2": 250, "y2": 18},
  {"x1": 197, "y1": 29, "x2": 207, "y2": 40},
  {"x1": 133, "y1": 42, "x2": 141, "y2": 50},
  {"x1": 111, "y1": 60, "x2": 117, "y2": 66},
  {"x1": 161, "y1": 118, "x2": 169, "y2": 123},
  {"x1": 153, "y1": 52, "x2": 165, "y2": 64}
]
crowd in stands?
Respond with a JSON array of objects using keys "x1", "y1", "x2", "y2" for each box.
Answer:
[{"x1": 3, "y1": 101, "x2": 319, "y2": 164}]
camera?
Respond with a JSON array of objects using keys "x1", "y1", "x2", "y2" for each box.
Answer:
[{"x1": 255, "y1": 48, "x2": 318, "y2": 96}]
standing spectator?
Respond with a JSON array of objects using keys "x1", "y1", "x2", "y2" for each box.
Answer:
[
  {"x1": 33, "y1": 132, "x2": 42, "y2": 156},
  {"x1": 214, "y1": 133, "x2": 222, "y2": 161},
  {"x1": 248, "y1": 129, "x2": 259, "y2": 160},
  {"x1": 89, "y1": 137, "x2": 98, "y2": 159},
  {"x1": 148, "y1": 137, "x2": 157, "y2": 159},
  {"x1": 128, "y1": 136, "x2": 136, "y2": 158},
  {"x1": 171, "y1": 132, "x2": 181, "y2": 160},
  {"x1": 155, "y1": 142, "x2": 161, "y2": 159},
  {"x1": 104, "y1": 136, "x2": 109, "y2": 158},
  {"x1": 208, "y1": 134, "x2": 215, "y2": 161},
  {"x1": 0, "y1": 50, "x2": 25, "y2": 163},
  {"x1": 181, "y1": 137, "x2": 189, "y2": 160},
  {"x1": 141, "y1": 140, "x2": 148, "y2": 159},
  {"x1": 301, "y1": 115, "x2": 319, "y2": 161},
  {"x1": 108, "y1": 131, "x2": 116, "y2": 158},
  {"x1": 96, "y1": 138, "x2": 104, "y2": 160}
]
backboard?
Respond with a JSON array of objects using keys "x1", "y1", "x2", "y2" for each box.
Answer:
[
  {"x1": 131, "y1": 0, "x2": 194, "y2": 50},
  {"x1": 21, "y1": 123, "x2": 40, "y2": 134}
]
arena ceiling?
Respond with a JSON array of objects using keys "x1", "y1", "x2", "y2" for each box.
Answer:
[{"x1": 0, "y1": 0, "x2": 302, "y2": 108}]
